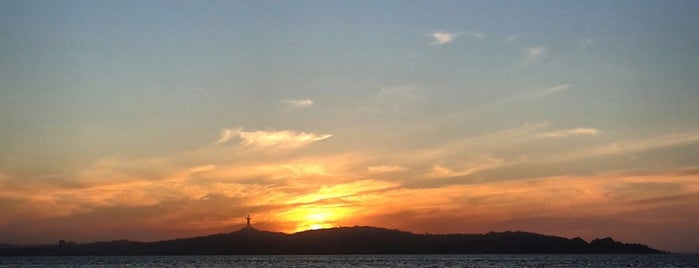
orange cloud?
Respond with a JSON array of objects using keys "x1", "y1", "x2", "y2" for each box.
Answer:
[
  {"x1": 543, "y1": 128, "x2": 600, "y2": 138},
  {"x1": 1, "y1": 163, "x2": 698, "y2": 252},
  {"x1": 367, "y1": 165, "x2": 405, "y2": 173},
  {"x1": 2, "y1": 125, "x2": 698, "y2": 253}
]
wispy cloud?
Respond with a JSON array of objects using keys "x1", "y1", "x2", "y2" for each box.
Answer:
[
  {"x1": 431, "y1": 31, "x2": 457, "y2": 45},
  {"x1": 542, "y1": 84, "x2": 570, "y2": 94},
  {"x1": 3, "y1": 164, "x2": 697, "y2": 251},
  {"x1": 216, "y1": 129, "x2": 239, "y2": 144},
  {"x1": 217, "y1": 128, "x2": 332, "y2": 149},
  {"x1": 499, "y1": 84, "x2": 570, "y2": 104},
  {"x1": 282, "y1": 98, "x2": 314, "y2": 108},
  {"x1": 430, "y1": 30, "x2": 484, "y2": 45},
  {"x1": 3, "y1": 125, "x2": 699, "y2": 251},
  {"x1": 543, "y1": 128, "x2": 601, "y2": 138},
  {"x1": 552, "y1": 131, "x2": 699, "y2": 162},
  {"x1": 435, "y1": 84, "x2": 570, "y2": 125},
  {"x1": 430, "y1": 157, "x2": 506, "y2": 178},
  {"x1": 525, "y1": 46, "x2": 544, "y2": 64},
  {"x1": 377, "y1": 85, "x2": 415, "y2": 97},
  {"x1": 367, "y1": 170, "x2": 699, "y2": 252},
  {"x1": 280, "y1": 164, "x2": 332, "y2": 177},
  {"x1": 430, "y1": 165, "x2": 469, "y2": 178},
  {"x1": 367, "y1": 165, "x2": 406, "y2": 173}
]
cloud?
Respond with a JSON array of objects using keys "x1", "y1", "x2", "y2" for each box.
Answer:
[
  {"x1": 282, "y1": 99, "x2": 314, "y2": 108},
  {"x1": 279, "y1": 164, "x2": 332, "y2": 177},
  {"x1": 543, "y1": 128, "x2": 601, "y2": 138},
  {"x1": 553, "y1": 131, "x2": 699, "y2": 162},
  {"x1": 216, "y1": 128, "x2": 240, "y2": 144},
  {"x1": 525, "y1": 46, "x2": 544, "y2": 64},
  {"x1": 431, "y1": 31, "x2": 457, "y2": 45},
  {"x1": 497, "y1": 84, "x2": 570, "y2": 104},
  {"x1": 367, "y1": 165, "x2": 406, "y2": 173},
  {"x1": 364, "y1": 169, "x2": 699, "y2": 253},
  {"x1": 543, "y1": 84, "x2": 570, "y2": 94},
  {"x1": 430, "y1": 157, "x2": 506, "y2": 178},
  {"x1": 239, "y1": 130, "x2": 332, "y2": 149},
  {"x1": 435, "y1": 84, "x2": 571, "y2": 124},
  {"x1": 520, "y1": 83, "x2": 570, "y2": 100},
  {"x1": 3, "y1": 166, "x2": 697, "y2": 251},
  {"x1": 3, "y1": 123, "x2": 699, "y2": 252},
  {"x1": 217, "y1": 128, "x2": 332, "y2": 149},
  {"x1": 430, "y1": 165, "x2": 468, "y2": 178},
  {"x1": 430, "y1": 30, "x2": 484, "y2": 45}
]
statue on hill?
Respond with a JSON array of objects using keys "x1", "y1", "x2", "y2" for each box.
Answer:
[{"x1": 245, "y1": 214, "x2": 252, "y2": 229}]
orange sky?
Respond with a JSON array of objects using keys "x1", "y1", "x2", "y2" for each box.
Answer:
[
  {"x1": 1, "y1": 130, "x2": 698, "y2": 252},
  {"x1": 2, "y1": 1, "x2": 699, "y2": 254}
]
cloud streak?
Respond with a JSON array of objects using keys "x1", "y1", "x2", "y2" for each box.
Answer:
[
  {"x1": 550, "y1": 131, "x2": 699, "y2": 162},
  {"x1": 217, "y1": 128, "x2": 332, "y2": 149},
  {"x1": 543, "y1": 128, "x2": 601, "y2": 138},
  {"x1": 367, "y1": 165, "x2": 406, "y2": 173},
  {"x1": 282, "y1": 98, "x2": 314, "y2": 108},
  {"x1": 430, "y1": 157, "x2": 506, "y2": 178},
  {"x1": 501, "y1": 84, "x2": 570, "y2": 103}
]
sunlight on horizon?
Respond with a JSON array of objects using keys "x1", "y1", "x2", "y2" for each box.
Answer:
[{"x1": 278, "y1": 206, "x2": 350, "y2": 233}]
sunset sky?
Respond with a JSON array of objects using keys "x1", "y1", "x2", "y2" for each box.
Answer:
[{"x1": 1, "y1": 1, "x2": 698, "y2": 253}]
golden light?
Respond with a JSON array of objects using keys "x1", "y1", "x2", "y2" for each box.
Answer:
[
  {"x1": 309, "y1": 223, "x2": 330, "y2": 230},
  {"x1": 307, "y1": 212, "x2": 329, "y2": 222},
  {"x1": 279, "y1": 205, "x2": 352, "y2": 233},
  {"x1": 271, "y1": 178, "x2": 399, "y2": 233}
]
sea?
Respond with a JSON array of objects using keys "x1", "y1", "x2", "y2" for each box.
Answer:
[{"x1": 1, "y1": 254, "x2": 697, "y2": 268}]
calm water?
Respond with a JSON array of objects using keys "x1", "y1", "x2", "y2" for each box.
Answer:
[{"x1": 1, "y1": 254, "x2": 697, "y2": 267}]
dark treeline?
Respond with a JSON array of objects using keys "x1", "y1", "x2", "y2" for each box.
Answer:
[{"x1": 0, "y1": 226, "x2": 664, "y2": 255}]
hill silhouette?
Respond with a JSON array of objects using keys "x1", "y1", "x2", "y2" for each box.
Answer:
[{"x1": 0, "y1": 226, "x2": 664, "y2": 255}]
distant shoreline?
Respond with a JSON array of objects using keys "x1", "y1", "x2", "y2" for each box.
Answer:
[{"x1": 0, "y1": 226, "x2": 665, "y2": 256}]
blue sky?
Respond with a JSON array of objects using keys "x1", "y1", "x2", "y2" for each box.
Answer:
[{"x1": 1, "y1": 1, "x2": 698, "y2": 252}]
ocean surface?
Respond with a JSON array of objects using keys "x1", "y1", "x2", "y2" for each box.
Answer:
[{"x1": 1, "y1": 254, "x2": 697, "y2": 267}]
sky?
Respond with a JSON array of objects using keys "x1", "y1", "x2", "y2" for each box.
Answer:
[{"x1": 1, "y1": 0, "x2": 698, "y2": 253}]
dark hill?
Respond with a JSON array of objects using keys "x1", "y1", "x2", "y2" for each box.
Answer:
[{"x1": 0, "y1": 226, "x2": 664, "y2": 255}]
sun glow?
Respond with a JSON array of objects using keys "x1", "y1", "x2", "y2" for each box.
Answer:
[
  {"x1": 262, "y1": 179, "x2": 398, "y2": 233},
  {"x1": 309, "y1": 223, "x2": 331, "y2": 230},
  {"x1": 280, "y1": 206, "x2": 351, "y2": 233},
  {"x1": 307, "y1": 212, "x2": 329, "y2": 222}
]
